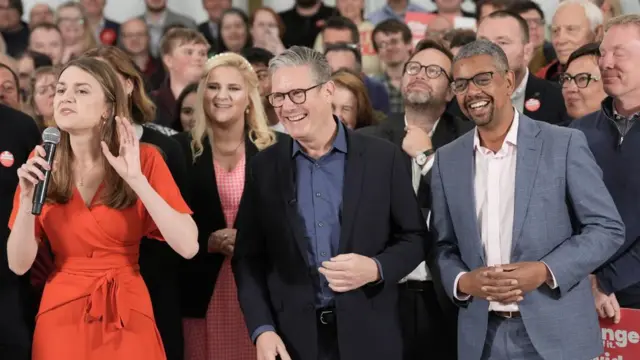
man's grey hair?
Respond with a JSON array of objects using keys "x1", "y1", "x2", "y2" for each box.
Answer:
[
  {"x1": 268, "y1": 46, "x2": 332, "y2": 84},
  {"x1": 556, "y1": 0, "x2": 603, "y2": 33},
  {"x1": 453, "y1": 39, "x2": 510, "y2": 73}
]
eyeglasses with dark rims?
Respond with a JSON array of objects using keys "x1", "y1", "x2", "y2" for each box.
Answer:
[
  {"x1": 266, "y1": 83, "x2": 324, "y2": 108},
  {"x1": 404, "y1": 61, "x2": 451, "y2": 81},
  {"x1": 451, "y1": 71, "x2": 495, "y2": 95},
  {"x1": 558, "y1": 72, "x2": 600, "y2": 89}
]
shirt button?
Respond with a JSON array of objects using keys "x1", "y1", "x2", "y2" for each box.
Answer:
[
  {"x1": 321, "y1": 252, "x2": 327, "y2": 256},
  {"x1": 315, "y1": 163, "x2": 320, "y2": 168},
  {"x1": 318, "y1": 222, "x2": 324, "y2": 227},
  {"x1": 315, "y1": 192, "x2": 321, "y2": 197}
]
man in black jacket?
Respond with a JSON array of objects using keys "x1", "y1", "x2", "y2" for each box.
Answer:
[
  {"x1": 232, "y1": 46, "x2": 427, "y2": 360},
  {"x1": 0, "y1": 105, "x2": 40, "y2": 360},
  {"x1": 360, "y1": 38, "x2": 472, "y2": 360}
]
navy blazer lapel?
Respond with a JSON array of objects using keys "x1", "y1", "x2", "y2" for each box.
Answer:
[
  {"x1": 511, "y1": 115, "x2": 543, "y2": 255},
  {"x1": 339, "y1": 130, "x2": 365, "y2": 253},
  {"x1": 275, "y1": 137, "x2": 312, "y2": 265}
]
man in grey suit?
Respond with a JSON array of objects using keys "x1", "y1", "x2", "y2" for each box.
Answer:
[
  {"x1": 141, "y1": 0, "x2": 197, "y2": 57},
  {"x1": 431, "y1": 39, "x2": 625, "y2": 360}
]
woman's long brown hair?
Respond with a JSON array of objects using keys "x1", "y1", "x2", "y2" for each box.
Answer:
[
  {"x1": 48, "y1": 57, "x2": 136, "y2": 209},
  {"x1": 83, "y1": 46, "x2": 157, "y2": 125}
]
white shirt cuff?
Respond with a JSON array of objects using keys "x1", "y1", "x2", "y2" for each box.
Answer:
[
  {"x1": 420, "y1": 155, "x2": 436, "y2": 176},
  {"x1": 453, "y1": 272, "x2": 471, "y2": 301},
  {"x1": 542, "y1": 261, "x2": 558, "y2": 289}
]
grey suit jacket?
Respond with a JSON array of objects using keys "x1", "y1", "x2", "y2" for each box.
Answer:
[{"x1": 431, "y1": 114, "x2": 625, "y2": 360}]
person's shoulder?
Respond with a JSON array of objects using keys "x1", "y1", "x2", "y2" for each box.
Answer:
[
  {"x1": 1, "y1": 105, "x2": 37, "y2": 132},
  {"x1": 567, "y1": 110, "x2": 602, "y2": 130},
  {"x1": 139, "y1": 142, "x2": 169, "y2": 173}
]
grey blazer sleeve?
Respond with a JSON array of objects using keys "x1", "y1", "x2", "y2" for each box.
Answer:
[{"x1": 540, "y1": 130, "x2": 625, "y2": 296}]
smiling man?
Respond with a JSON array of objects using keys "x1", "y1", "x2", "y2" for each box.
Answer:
[
  {"x1": 432, "y1": 39, "x2": 624, "y2": 360},
  {"x1": 232, "y1": 46, "x2": 427, "y2": 360}
]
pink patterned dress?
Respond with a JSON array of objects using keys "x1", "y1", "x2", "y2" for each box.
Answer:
[{"x1": 183, "y1": 156, "x2": 255, "y2": 360}]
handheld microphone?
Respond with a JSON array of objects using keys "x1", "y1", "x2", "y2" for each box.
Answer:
[{"x1": 32, "y1": 127, "x2": 61, "y2": 215}]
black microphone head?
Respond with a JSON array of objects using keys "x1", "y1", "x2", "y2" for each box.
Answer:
[{"x1": 42, "y1": 127, "x2": 61, "y2": 144}]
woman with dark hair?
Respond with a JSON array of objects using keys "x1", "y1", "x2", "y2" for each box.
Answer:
[
  {"x1": 7, "y1": 56, "x2": 198, "y2": 360},
  {"x1": 216, "y1": 8, "x2": 252, "y2": 53},
  {"x1": 173, "y1": 83, "x2": 198, "y2": 132},
  {"x1": 83, "y1": 46, "x2": 190, "y2": 360},
  {"x1": 331, "y1": 69, "x2": 385, "y2": 129}
]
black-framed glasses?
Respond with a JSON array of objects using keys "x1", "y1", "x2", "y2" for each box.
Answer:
[
  {"x1": 559, "y1": 72, "x2": 600, "y2": 89},
  {"x1": 404, "y1": 61, "x2": 451, "y2": 81},
  {"x1": 266, "y1": 83, "x2": 324, "y2": 108},
  {"x1": 451, "y1": 72, "x2": 495, "y2": 94}
]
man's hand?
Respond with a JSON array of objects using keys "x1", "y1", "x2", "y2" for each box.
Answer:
[
  {"x1": 591, "y1": 274, "x2": 621, "y2": 324},
  {"x1": 318, "y1": 254, "x2": 380, "y2": 292},
  {"x1": 458, "y1": 267, "x2": 521, "y2": 302},
  {"x1": 256, "y1": 331, "x2": 291, "y2": 360},
  {"x1": 486, "y1": 262, "x2": 550, "y2": 302},
  {"x1": 402, "y1": 125, "x2": 433, "y2": 158},
  {"x1": 208, "y1": 228, "x2": 237, "y2": 256}
]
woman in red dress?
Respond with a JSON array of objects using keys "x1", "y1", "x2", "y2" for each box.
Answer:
[
  {"x1": 176, "y1": 52, "x2": 277, "y2": 360},
  {"x1": 6, "y1": 57, "x2": 199, "y2": 360}
]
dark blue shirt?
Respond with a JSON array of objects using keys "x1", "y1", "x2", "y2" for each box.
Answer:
[{"x1": 293, "y1": 120, "x2": 347, "y2": 308}]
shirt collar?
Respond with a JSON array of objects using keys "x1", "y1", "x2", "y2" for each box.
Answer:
[
  {"x1": 404, "y1": 115, "x2": 440, "y2": 137},
  {"x1": 145, "y1": 11, "x2": 168, "y2": 27},
  {"x1": 473, "y1": 108, "x2": 519, "y2": 151},
  {"x1": 292, "y1": 116, "x2": 348, "y2": 157},
  {"x1": 511, "y1": 68, "x2": 529, "y2": 100}
]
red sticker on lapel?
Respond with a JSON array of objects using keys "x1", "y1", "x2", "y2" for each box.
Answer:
[
  {"x1": 525, "y1": 98, "x2": 541, "y2": 112},
  {"x1": 0, "y1": 151, "x2": 14, "y2": 167}
]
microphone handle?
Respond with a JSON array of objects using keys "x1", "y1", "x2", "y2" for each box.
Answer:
[{"x1": 32, "y1": 142, "x2": 57, "y2": 215}]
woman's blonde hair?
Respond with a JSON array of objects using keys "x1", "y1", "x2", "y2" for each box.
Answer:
[
  {"x1": 84, "y1": 46, "x2": 156, "y2": 124},
  {"x1": 56, "y1": 2, "x2": 97, "y2": 52},
  {"x1": 27, "y1": 66, "x2": 57, "y2": 131},
  {"x1": 48, "y1": 57, "x2": 136, "y2": 209},
  {"x1": 190, "y1": 52, "x2": 276, "y2": 160}
]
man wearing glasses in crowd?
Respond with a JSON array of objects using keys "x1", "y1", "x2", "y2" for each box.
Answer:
[
  {"x1": 233, "y1": 46, "x2": 426, "y2": 360},
  {"x1": 432, "y1": 39, "x2": 624, "y2": 360}
]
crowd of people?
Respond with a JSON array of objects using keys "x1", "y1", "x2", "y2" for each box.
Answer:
[{"x1": 0, "y1": 0, "x2": 639, "y2": 359}]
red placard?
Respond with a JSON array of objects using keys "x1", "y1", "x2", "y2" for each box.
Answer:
[
  {"x1": 597, "y1": 308, "x2": 640, "y2": 359},
  {"x1": 405, "y1": 12, "x2": 437, "y2": 46}
]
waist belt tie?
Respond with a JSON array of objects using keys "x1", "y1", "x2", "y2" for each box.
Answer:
[{"x1": 86, "y1": 269, "x2": 126, "y2": 333}]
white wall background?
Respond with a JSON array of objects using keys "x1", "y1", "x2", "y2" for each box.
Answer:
[{"x1": 21, "y1": 0, "x2": 640, "y2": 25}]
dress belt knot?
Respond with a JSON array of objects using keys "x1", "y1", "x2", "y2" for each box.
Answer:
[{"x1": 85, "y1": 269, "x2": 126, "y2": 333}]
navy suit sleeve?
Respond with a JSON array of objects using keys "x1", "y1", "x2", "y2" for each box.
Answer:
[
  {"x1": 231, "y1": 162, "x2": 276, "y2": 338},
  {"x1": 596, "y1": 236, "x2": 640, "y2": 294}
]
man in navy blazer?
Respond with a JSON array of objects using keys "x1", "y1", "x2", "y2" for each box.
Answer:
[{"x1": 232, "y1": 46, "x2": 426, "y2": 360}]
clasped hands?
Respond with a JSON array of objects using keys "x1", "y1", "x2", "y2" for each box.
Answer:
[
  {"x1": 318, "y1": 254, "x2": 380, "y2": 292},
  {"x1": 458, "y1": 262, "x2": 551, "y2": 303},
  {"x1": 208, "y1": 228, "x2": 236, "y2": 256}
]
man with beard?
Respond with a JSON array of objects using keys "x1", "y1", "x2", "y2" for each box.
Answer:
[
  {"x1": 359, "y1": 38, "x2": 472, "y2": 359},
  {"x1": 141, "y1": 0, "x2": 197, "y2": 57},
  {"x1": 279, "y1": 0, "x2": 334, "y2": 48},
  {"x1": 569, "y1": 14, "x2": 640, "y2": 322},
  {"x1": 475, "y1": 11, "x2": 569, "y2": 125},
  {"x1": 432, "y1": 39, "x2": 624, "y2": 360}
]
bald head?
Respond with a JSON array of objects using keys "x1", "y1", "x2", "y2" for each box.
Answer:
[{"x1": 120, "y1": 18, "x2": 150, "y2": 56}]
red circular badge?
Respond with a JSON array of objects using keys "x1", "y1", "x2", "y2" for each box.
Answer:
[
  {"x1": 99, "y1": 28, "x2": 117, "y2": 45},
  {"x1": 316, "y1": 19, "x2": 326, "y2": 28},
  {"x1": 525, "y1": 98, "x2": 541, "y2": 112},
  {"x1": 0, "y1": 151, "x2": 14, "y2": 167}
]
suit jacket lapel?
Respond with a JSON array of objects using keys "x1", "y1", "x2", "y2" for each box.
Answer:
[
  {"x1": 275, "y1": 137, "x2": 311, "y2": 264},
  {"x1": 339, "y1": 130, "x2": 365, "y2": 253},
  {"x1": 511, "y1": 116, "x2": 543, "y2": 255},
  {"x1": 456, "y1": 131, "x2": 486, "y2": 263},
  {"x1": 234, "y1": 135, "x2": 259, "y2": 228}
]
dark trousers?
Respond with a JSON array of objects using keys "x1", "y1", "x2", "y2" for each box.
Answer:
[
  {"x1": 398, "y1": 281, "x2": 457, "y2": 360},
  {"x1": 317, "y1": 309, "x2": 340, "y2": 360}
]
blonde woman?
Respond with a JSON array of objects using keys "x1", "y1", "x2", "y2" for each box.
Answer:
[
  {"x1": 175, "y1": 52, "x2": 276, "y2": 360},
  {"x1": 56, "y1": 2, "x2": 97, "y2": 64}
]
